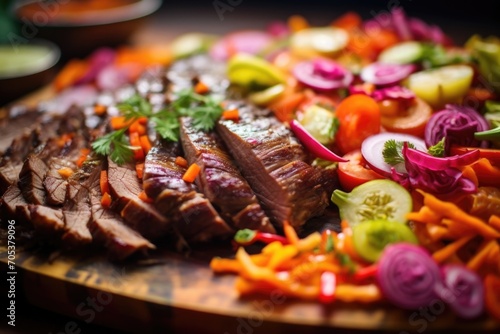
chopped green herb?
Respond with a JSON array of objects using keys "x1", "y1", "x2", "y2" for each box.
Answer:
[
  {"x1": 382, "y1": 139, "x2": 416, "y2": 166},
  {"x1": 427, "y1": 137, "x2": 445, "y2": 157},
  {"x1": 92, "y1": 89, "x2": 224, "y2": 164}
]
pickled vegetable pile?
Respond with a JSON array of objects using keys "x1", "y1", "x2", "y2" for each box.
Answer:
[{"x1": 205, "y1": 8, "x2": 500, "y2": 321}]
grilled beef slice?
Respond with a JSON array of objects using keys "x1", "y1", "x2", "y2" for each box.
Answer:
[
  {"x1": 179, "y1": 117, "x2": 275, "y2": 233},
  {"x1": 88, "y1": 165, "x2": 155, "y2": 260},
  {"x1": 106, "y1": 157, "x2": 171, "y2": 240},
  {"x1": 216, "y1": 103, "x2": 331, "y2": 229},
  {"x1": 143, "y1": 140, "x2": 233, "y2": 242}
]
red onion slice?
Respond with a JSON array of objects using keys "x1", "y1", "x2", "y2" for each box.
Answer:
[
  {"x1": 293, "y1": 59, "x2": 353, "y2": 92},
  {"x1": 360, "y1": 62, "x2": 416, "y2": 86},
  {"x1": 377, "y1": 243, "x2": 441, "y2": 310},
  {"x1": 434, "y1": 265, "x2": 484, "y2": 319},
  {"x1": 209, "y1": 30, "x2": 273, "y2": 61},
  {"x1": 290, "y1": 119, "x2": 348, "y2": 162}
]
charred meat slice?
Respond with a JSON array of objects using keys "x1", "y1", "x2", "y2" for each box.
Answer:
[
  {"x1": 216, "y1": 105, "x2": 331, "y2": 229},
  {"x1": 179, "y1": 117, "x2": 274, "y2": 233},
  {"x1": 143, "y1": 140, "x2": 233, "y2": 242},
  {"x1": 107, "y1": 157, "x2": 171, "y2": 240},
  {"x1": 18, "y1": 154, "x2": 51, "y2": 205},
  {"x1": 1, "y1": 185, "x2": 31, "y2": 222},
  {"x1": 88, "y1": 165, "x2": 155, "y2": 260}
]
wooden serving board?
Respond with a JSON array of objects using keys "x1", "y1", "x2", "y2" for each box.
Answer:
[{"x1": 1, "y1": 87, "x2": 499, "y2": 333}]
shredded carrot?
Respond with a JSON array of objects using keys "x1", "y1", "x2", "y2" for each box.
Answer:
[
  {"x1": 129, "y1": 132, "x2": 145, "y2": 161},
  {"x1": 221, "y1": 108, "x2": 239, "y2": 121},
  {"x1": 175, "y1": 156, "x2": 188, "y2": 168},
  {"x1": 406, "y1": 205, "x2": 442, "y2": 225},
  {"x1": 101, "y1": 192, "x2": 112, "y2": 209},
  {"x1": 135, "y1": 163, "x2": 144, "y2": 179},
  {"x1": 331, "y1": 11, "x2": 362, "y2": 31},
  {"x1": 57, "y1": 167, "x2": 74, "y2": 179},
  {"x1": 129, "y1": 118, "x2": 148, "y2": 135},
  {"x1": 283, "y1": 220, "x2": 299, "y2": 245},
  {"x1": 490, "y1": 215, "x2": 500, "y2": 232},
  {"x1": 417, "y1": 190, "x2": 500, "y2": 239},
  {"x1": 139, "y1": 135, "x2": 152, "y2": 154},
  {"x1": 100, "y1": 170, "x2": 109, "y2": 195},
  {"x1": 460, "y1": 165, "x2": 479, "y2": 187},
  {"x1": 138, "y1": 191, "x2": 153, "y2": 203},
  {"x1": 268, "y1": 91, "x2": 307, "y2": 122},
  {"x1": 76, "y1": 148, "x2": 90, "y2": 168},
  {"x1": 110, "y1": 116, "x2": 133, "y2": 130},
  {"x1": 182, "y1": 163, "x2": 201, "y2": 183},
  {"x1": 210, "y1": 257, "x2": 242, "y2": 273},
  {"x1": 194, "y1": 81, "x2": 210, "y2": 94},
  {"x1": 467, "y1": 240, "x2": 498, "y2": 272},
  {"x1": 425, "y1": 224, "x2": 450, "y2": 242},
  {"x1": 53, "y1": 59, "x2": 88, "y2": 92},
  {"x1": 468, "y1": 158, "x2": 500, "y2": 188},
  {"x1": 288, "y1": 15, "x2": 309, "y2": 32},
  {"x1": 94, "y1": 104, "x2": 107, "y2": 116},
  {"x1": 432, "y1": 235, "x2": 475, "y2": 263}
]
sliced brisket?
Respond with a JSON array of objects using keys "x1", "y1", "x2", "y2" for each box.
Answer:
[
  {"x1": 86, "y1": 165, "x2": 155, "y2": 260},
  {"x1": 107, "y1": 157, "x2": 171, "y2": 240},
  {"x1": 179, "y1": 117, "x2": 274, "y2": 233},
  {"x1": 216, "y1": 103, "x2": 331, "y2": 229},
  {"x1": 143, "y1": 140, "x2": 233, "y2": 242}
]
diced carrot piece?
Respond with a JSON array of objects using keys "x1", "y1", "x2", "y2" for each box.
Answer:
[
  {"x1": 100, "y1": 170, "x2": 109, "y2": 195},
  {"x1": 194, "y1": 81, "x2": 210, "y2": 94},
  {"x1": 175, "y1": 156, "x2": 188, "y2": 168},
  {"x1": 222, "y1": 109, "x2": 239, "y2": 121},
  {"x1": 110, "y1": 116, "x2": 132, "y2": 130},
  {"x1": 129, "y1": 132, "x2": 145, "y2": 161},
  {"x1": 182, "y1": 163, "x2": 201, "y2": 183},
  {"x1": 76, "y1": 148, "x2": 90, "y2": 168},
  {"x1": 101, "y1": 192, "x2": 112, "y2": 208},
  {"x1": 138, "y1": 191, "x2": 153, "y2": 203},
  {"x1": 139, "y1": 135, "x2": 152, "y2": 154},
  {"x1": 288, "y1": 15, "x2": 309, "y2": 32},
  {"x1": 57, "y1": 167, "x2": 74, "y2": 179},
  {"x1": 136, "y1": 163, "x2": 144, "y2": 179},
  {"x1": 283, "y1": 220, "x2": 299, "y2": 245},
  {"x1": 94, "y1": 104, "x2": 107, "y2": 116}
]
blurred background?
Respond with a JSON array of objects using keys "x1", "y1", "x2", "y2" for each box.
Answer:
[{"x1": 0, "y1": 0, "x2": 499, "y2": 104}]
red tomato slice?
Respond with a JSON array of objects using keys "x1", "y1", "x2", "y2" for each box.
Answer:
[
  {"x1": 484, "y1": 274, "x2": 500, "y2": 321},
  {"x1": 335, "y1": 94, "x2": 381, "y2": 155},
  {"x1": 337, "y1": 150, "x2": 385, "y2": 192}
]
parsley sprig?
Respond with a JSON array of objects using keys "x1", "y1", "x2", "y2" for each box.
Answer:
[
  {"x1": 382, "y1": 139, "x2": 416, "y2": 166},
  {"x1": 92, "y1": 89, "x2": 223, "y2": 164}
]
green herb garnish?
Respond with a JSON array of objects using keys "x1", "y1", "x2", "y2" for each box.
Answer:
[
  {"x1": 427, "y1": 137, "x2": 446, "y2": 157},
  {"x1": 382, "y1": 139, "x2": 416, "y2": 166},
  {"x1": 92, "y1": 89, "x2": 223, "y2": 164}
]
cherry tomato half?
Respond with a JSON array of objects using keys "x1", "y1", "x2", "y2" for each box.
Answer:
[
  {"x1": 335, "y1": 94, "x2": 381, "y2": 155},
  {"x1": 337, "y1": 150, "x2": 385, "y2": 192}
]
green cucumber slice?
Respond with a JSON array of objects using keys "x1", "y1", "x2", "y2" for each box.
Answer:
[
  {"x1": 378, "y1": 41, "x2": 424, "y2": 64},
  {"x1": 331, "y1": 179, "x2": 412, "y2": 227},
  {"x1": 352, "y1": 219, "x2": 417, "y2": 263}
]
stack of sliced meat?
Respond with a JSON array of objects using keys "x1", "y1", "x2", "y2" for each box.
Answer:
[{"x1": 0, "y1": 55, "x2": 338, "y2": 260}]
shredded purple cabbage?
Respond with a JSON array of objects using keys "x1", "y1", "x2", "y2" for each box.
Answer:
[
  {"x1": 424, "y1": 104, "x2": 490, "y2": 154},
  {"x1": 390, "y1": 144, "x2": 477, "y2": 198}
]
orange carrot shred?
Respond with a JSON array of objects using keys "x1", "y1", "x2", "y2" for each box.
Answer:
[
  {"x1": 182, "y1": 163, "x2": 201, "y2": 183},
  {"x1": 76, "y1": 148, "x2": 90, "y2": 168},
  {"x1": 136, "y1": 163, "x2": 144, "y2": 179},
  {"x1": 175, "y1": 156, "x2": 188, "y2": 168},
  {"x1": 489, "y1": 215, "x2": 500, "y2": 232},
  {"x1": 283, "y1": 220, "x2": 299, "y2": 245},
  {"x1": 222, "y1": 109, "x2": 239, "y2": 121},
  {"x1": 194, "y1": 81, "x2": 210, "y2": 94},
  {"x1": 467, "y1": 240, "x2": 498, "y2": 272},
  {"x1": 94, "y1": 104, "x2": 107, "y2": 116},
  {"x1": 129, "y1": 132, "x2": 145, "y2": 161},
  {"x1": 110, "y1": 116, "x2": 133, "y2": 130},
  {"x1": 138, "y1": 191, "x2": 153, "y2": 203},
  {"x1": 100, "y1": 170, "x2": 109, "y2": 195},
  {"x1": 57, "y1": 167, "x2": 74, "y2": 179},
  {"x1": 139, "y1": 135, "x2": 152, "y2": 154},
  {"x1": 101, "y1": 192, "x2": 112, "y2": 208}
]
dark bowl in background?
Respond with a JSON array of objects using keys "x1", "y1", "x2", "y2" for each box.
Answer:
[
  {"x1": 11, "y1": 0, "x2": 162, "y2": 59},
  {"x1": 0, "y1": 38, "x2": 60, "y2": 107}
]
